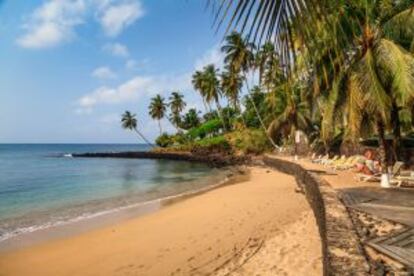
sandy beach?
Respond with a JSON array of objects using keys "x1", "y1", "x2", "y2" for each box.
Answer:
[{"x1": 0, "y1": 167, "x2": 322, "y2": 276}]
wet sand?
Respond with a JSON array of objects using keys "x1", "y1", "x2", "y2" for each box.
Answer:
[{"x1": 0, "y1": 167, "x2": 322, "y2": 276}]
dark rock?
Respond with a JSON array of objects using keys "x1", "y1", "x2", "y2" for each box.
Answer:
[{"x1": 72, "y1": 151, "x2": 250, "y2": 168}]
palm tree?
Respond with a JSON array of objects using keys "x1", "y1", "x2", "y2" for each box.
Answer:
[
  {"x1": 220, "y1": 67, "x2": 243, "y2": 110},
  {"x1": 310, "y1": 2, "x2": 414, "y2": 186},
  {"x1": 222, "y1": 31, "x2": 280, "y2": 148},
  {"x1": 212, "y1": 1, "x2": 354, "y2": 75},
  {"x1": 121, "y1": 111, "x2": 153, "y2": 147},
  {"x1": 255, "y1": 42, "x2": 285, "y2": 92},
  {"x1": 267, "y1": 83, "x2": 311, "y2": 146},
  {"x1": 222, "y1": 31, "x2": 255, "y2": 76},
  {"x1": 168, "y1": 91, "x2": 186, "y2": 131},
  {"x1": 181, "y1": 108, "x2": 201, "y2": 130},
  {"x1": 192, "y1": 70, "x2": 210, "y2": 112},
  {"x1": 149, "y1": 94, "x2": 167, "y2": 135},
  {"x1": 192, "y1": 64, "x2": 227, "y2": 130}
]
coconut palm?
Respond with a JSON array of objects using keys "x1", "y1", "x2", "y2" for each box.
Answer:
[
  {"x1": 192, "y1": 64, "x2": 227, "y2": 130},
  {"x1": 168, "y1": 91, "x2": 186, "y2": 131},
  {"x1": 255, "y1": 42, "x2": 285, "y2": 92},
  {"x1": 121, "y1": 111, "x2": 153, "y2": 147},
  {"x1": 212, "y1": 1, "x2": 347, "y2": 75},
  {"x1": 306, "y1": 1, "x2": 414, "y2": 186},
  {"x1": 181, "y1": 108, "x2": 201, "y2": 130},
  {"x1": 192, "y1": 70, "x2": 210, "y2": 112},
  {"x1": 220, "y1": 67, "x2": 243, "y2": 110},
  {"x1": 149, "y1": 94, "x2": 167, "y2": 135},
  {"x1": 267, "y1": 83, "x2": 311, "y2": 145},
  {"x1": 222, "y1": 32, "x2": 281, "y2": 148}
]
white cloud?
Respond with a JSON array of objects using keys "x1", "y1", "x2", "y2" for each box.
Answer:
[
  {"x1": 92, "y1": 66, "x2": 117, "y2": 79},
  {"x1": 76, "y1": 45, "x2": 222, "y2": 113},
  {"x1": 77, "y1": 73, "x2": 191, "y2": 112},
  {"x1": 125, "y1": 58, "x2": 150, "y2": 70},
  {"x1": 17, "y1": 0, "x2": 144, "y2": 49},
  {"x1": 98, "y1": 1, "x2": 144, "y2": 37},
  {"x1": 17, "y1": 0, "x2": 86, "y2": 49},
  {"x1": 194, "y1": 44, "x2": 224, "y2": 70},
  {"x1": 103, "y1": 42, "x2": 129, "y2": 57},
  {"x1": 125, "y1": 59, "x2": 137, "y2": 70}
]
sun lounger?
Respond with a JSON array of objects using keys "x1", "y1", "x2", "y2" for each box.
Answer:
[
  {"x1": 329, "y1": 155, "x2": 347, "y2": 169},
  {"x1": 356, "y1": 161, "x2": 404, "y2": 183},
  {"x1": 332, "y1": 156, "x2": 358, "y2": 170},
  {"x1": 322, "y1": 155, "x2": 339, "y2": 166},
  {"x1": 312, "y1": 154, "x2": 328, "y2": 164}
]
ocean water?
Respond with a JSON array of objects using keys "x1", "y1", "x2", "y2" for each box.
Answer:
[{"x1": 0, "y1": 144, "x2": 226, "y2": 243}]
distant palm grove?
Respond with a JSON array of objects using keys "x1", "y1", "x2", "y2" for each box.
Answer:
[{"x1": 122, "y1": 0, "x2": 414, "y2": 171}]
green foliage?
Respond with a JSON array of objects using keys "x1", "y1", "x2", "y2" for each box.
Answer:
[
  {"x1": 221, "y1": 106, "x2": 239, "y2": 129},
  {"x1": 227, "y1": 129, "x2": 272, "y2": 154},
  {"x1": 155, "y1": 132, "x2": 189, "y2": 148},
  {"x1": 155, "y1": 133, "x2": 174, "y2": 148},
  {"x1": 180, "y1": 108, "x2": 201, "y2": 130},
  {"x1": 192, "y1": 136, "x2": 232, "y2": 153},
  {"x1": 188, "y1": 119, "x2": 223, "y2": 139},
  {"x1": 242, "y1": 87, "x2": 266, "y2": 128},
  {"x1": 203, "y1": 111, "x2": 219, "y2": 121}
]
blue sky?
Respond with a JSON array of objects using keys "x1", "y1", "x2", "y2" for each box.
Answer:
[{"x1": 0, "y1": 0, "x2": 226, "y2": 143}]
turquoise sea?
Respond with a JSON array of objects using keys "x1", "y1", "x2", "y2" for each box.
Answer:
[{"x1": 0, "y1": 144, "x2": 226, "y2": 243}]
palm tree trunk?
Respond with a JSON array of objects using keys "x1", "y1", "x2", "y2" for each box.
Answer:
[
  {"x1": 158, "y1": 120, "x2": 162, "y2": 135},
  {"x1": 202, "y1": 99, "x2": 208, "y2": 113},
  {"x1": 134, "y1": 128, "x2": 154, "y2": 147},
  {"x1": 242, "y1": 71, "x2": 279, "y2": 150},
  {"x1": 236, "y1": 99, "x2": 247, "y2": 128},
  {"x1": 376, "y1": 119, "x2": 390, "y2": 188},
  {"x1": 215, "y1": 99, "x2": 228, "y2": 132},
  {"x1": 391, "y1": 102, "x2": 402, "y2": 162}
]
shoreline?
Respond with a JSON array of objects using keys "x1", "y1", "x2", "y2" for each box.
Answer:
[
  {"x1": 0, "y1": 166, "x2": 322, "y2": 276},
  {"x1": 0, "y1": 166, "x2": 248, "y2": 252}
]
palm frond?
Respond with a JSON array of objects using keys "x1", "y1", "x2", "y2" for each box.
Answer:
[
  {"x1": 354, "y1": 49, "x2": 391, "y2": 122},
  {"x1": 376, "y1": 38, "x2": 414, "y2": 107},
  {"x1": 382, "y1": 6, "x2": 414, "y2": 50}
]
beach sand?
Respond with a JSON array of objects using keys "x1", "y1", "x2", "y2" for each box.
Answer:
[{"x1": 0, "y1": 167, "x2": 322, "y2": 276}]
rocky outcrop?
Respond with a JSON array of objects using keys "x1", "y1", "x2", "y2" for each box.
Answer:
[{"x1": 72, "y1": 151, "x2": 249, "y2": 167}]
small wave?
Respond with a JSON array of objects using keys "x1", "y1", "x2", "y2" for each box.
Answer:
[
  {"x1": 63, "y1": 153, "x2": 73, "y2": 158},
  {"x1": 0, "y1": 174, "x2": 232, "y2": 244}
]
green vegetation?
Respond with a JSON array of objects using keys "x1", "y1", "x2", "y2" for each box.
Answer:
[
  {"x1": 187, "y1": 119, "x2": 223, "y2": 140},
  {"x1": 122, "y1": 1, "x2": 414, "y2": 171}
]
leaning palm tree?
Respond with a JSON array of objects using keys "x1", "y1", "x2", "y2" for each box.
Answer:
[
  {"x1": 222, "y1": 31, "x2": 279, "y2": 148},
  {"x1": 121, "y1": 111, "x2": 153, "y2": 147},
  {"x1": 169, "y1": 91, "x2": 186, "y2": 131},
  {"x1": 149, "y1": 94, "x2": 167, "y2": 135}
]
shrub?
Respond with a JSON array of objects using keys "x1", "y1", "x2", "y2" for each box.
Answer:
[
  {"x1": 226, "y1": 129, "x2": 272, "y2": 154},
  {"x1": 155, "y1": 133, "x2": 174, "y2": 147},
  {"x1": 191, "y1": 136, "x2": 232, "y2": 155},
  {"x1": 171, "y1": 132, "x2": 188, "y2": 145}
]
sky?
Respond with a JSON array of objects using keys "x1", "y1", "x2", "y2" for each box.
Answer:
[{"x1": 0, "y1": 0, "x2": 227, "y2": 143}]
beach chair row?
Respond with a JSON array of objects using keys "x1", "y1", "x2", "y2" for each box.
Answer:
[{"x1": 310, "y1": 153, "x2": 414, "y2": 188}]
